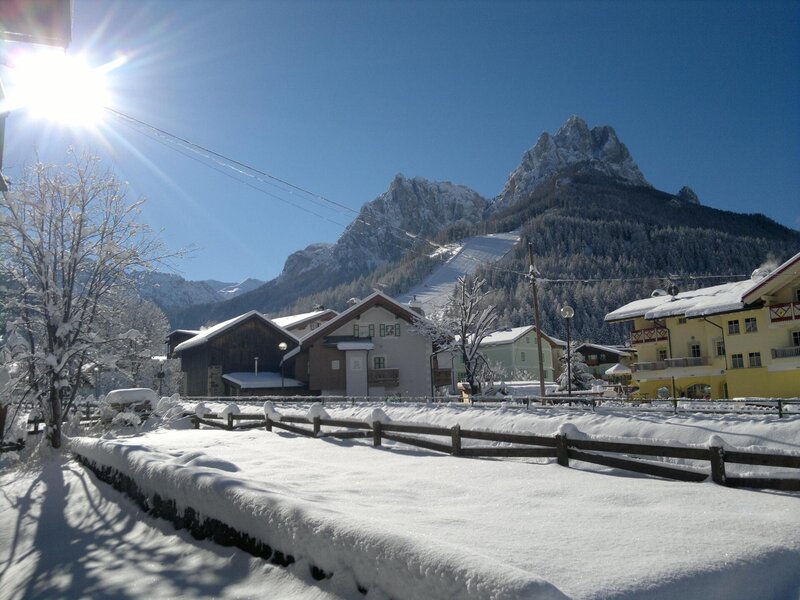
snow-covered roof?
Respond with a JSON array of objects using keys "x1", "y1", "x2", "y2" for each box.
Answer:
[
  {"x1": 606, "y1": 251, "x2": 800, "y2": 322},
  {"x1": 605, "y1": 280, "x2": 754, "y2": 322},
  {"x1": 480, "y1": 326, "x2": 535, "y2": 346},
  {"x1": 174, "y1": 311, "x2": 299, "y2": 353},
  {"x1": 480, "y1": 326, "x2": 563, "y2": 348},
  {"x1": 222, "y1": 372, "x2": 304, "y2": 389},
  {"x1": 605, "y1": 362, "x2": 632, "y2": 376},
  {"x1": 272, "y1": 309, "x2": 336, "y2": 329},
  {"x1": 577, "y1": 343, "x2": 634, "y2": 357}
]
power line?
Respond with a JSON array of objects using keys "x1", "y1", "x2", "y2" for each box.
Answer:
[{"x1": 105, "y1": 107, "x2": 447, "y2": 255}]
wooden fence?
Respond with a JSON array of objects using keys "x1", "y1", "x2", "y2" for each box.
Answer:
[
  {"x1": 191, "y1": 412, "x2": 800, "y2": 492},
  {"x1": 180, "y1": 395, "x2": 800, "y2": 418}
]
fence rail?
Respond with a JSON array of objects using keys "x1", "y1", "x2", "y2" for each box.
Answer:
[{"x1": 190, "y1": 412, "x2": 800, "y2": 492}]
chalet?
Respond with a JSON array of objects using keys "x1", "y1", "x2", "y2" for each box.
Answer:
[
  {"x1": 288, "y1": 293, "x2": 441, "y2": 397},
  {"x1": 574, "y1": 343, "x2": 636, "y2": 380},
  {"x1": 172, "y1": 311, "x2": 302, "y2": 397},
  {"x1": 605, "y1": 251, "x2": 800, "y2": 399}
]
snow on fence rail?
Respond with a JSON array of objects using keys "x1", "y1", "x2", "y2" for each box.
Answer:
[
  {"x1": 180, "y1": 394, "x2": 800, "y2": 418},
  {"x1": 191, "y1": 411, "x2": 800, "y2": 492}
]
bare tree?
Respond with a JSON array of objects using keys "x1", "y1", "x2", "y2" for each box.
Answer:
[
  {"x1": 0, "y1": 153, "x2": 173, "y2": 448},
  {"x1": 413, "y1": 276, "x2": 498, "y2": 393}
]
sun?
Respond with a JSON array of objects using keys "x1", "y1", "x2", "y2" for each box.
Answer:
[{"x1": 5, "y1": 51, "x2": 113, "y2": 126}]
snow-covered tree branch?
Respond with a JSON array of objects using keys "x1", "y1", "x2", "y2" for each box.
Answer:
[
  {"x1": 0, "y1": 153, "x2": 177, "y2": 448},
  {"x1": 411, "y1": 275, "x2": 498, "y2": 393}
]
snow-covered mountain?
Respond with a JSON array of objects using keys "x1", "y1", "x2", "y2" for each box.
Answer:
[
  {"x1": 494, "y1": 115, "x2": 650, "y2": 208},
  {"x1": 279, "y1": 174, "x2": 488, "y2": 278},
  {"x1": 135, "y1": 272, "x2": 264, "y2": 320}
]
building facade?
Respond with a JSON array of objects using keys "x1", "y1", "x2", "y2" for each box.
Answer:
[{"x1": 605, "y1": 252, "x2": 800, "y2": 399}]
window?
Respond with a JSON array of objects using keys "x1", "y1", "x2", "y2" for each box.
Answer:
[
  {"x1": 373, "y1": 356, "x2": 386, "y2": 369},
  {"x1": 310, "y1": 322, "x2": 320, "y2": 330},
  {"x1": 678, "y1": 317, "x2": 687, "y2": 324},
  {"x1": 748, "y1": 352, "x2": 762, "y2": 368},
  {"x1": 331, "y1": 360, "x2": 340, "y2": 370},
  {"x1": 793, "y1": 331, "x2": 800, "y2": 348},
  {"x1": 714, "y1": 339, "x2": 725, "y2": 356},
  {"x1": 657, "y1": 348, "x2": 667, "y2": 361},
  {"x1": 520, "y1": 351, "x2": 526, "y2": 362},
  {"x1": 727, "y1": 320, "x2": 740, "y2": 335},
  {"x1": 795, "y1": 288, "x2": 800, "y2": 303},
  {"x1": 731, "y1": 354, "x2": 744, "y2": 369},
  {"x1": 350, "y1": 356, "x2": 364, "y2": 371},
  {"x1": 744, "y1": 317, "x2": 758, "y2": 333},
  {"x1": 353, "y1": 324, "x2": 374, "y2": 338},
  {"x1": 689, "y1": 343, "x2": 701, "y2": 358},
  {"x1": 379, "y1": 323, "x2": 401, "y2": 337}
]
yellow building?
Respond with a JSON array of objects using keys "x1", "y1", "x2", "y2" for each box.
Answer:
[{"x1": 605, "y1": 252, "x2": 800, "y2": 399}]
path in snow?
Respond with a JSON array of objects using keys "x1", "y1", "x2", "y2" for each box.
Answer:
[
  {"x1": 0, "y1": 456, "x2": 353, "y2": 600},
  {"x1": 396, "y1": 231, "x2": 520, "y2": 314}
]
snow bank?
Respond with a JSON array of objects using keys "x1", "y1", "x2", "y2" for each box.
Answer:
[{"x1": 70, "y1": 437, "x2": 566, "y2": 600}]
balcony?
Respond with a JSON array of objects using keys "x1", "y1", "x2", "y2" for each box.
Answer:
[
  {"x1": 633, "y1": 361, "x2": 666, "y2": 372},
  {"x1": 768, "y1": 302, "x2": 800, "y2": 323},
  {"x1": 630, "y1": 326, "x2": 669, "y2": 345},
  {"x1": 771, "y1": 346, "x2": 800, "y2": 359},
  {"x1": 664, "y1": 356, "x2": 709, "y2": 368},
  {"x1": 633, "y1": 356, "x2": 709, "y2": 372},
  {"x1": 368, "y1": 368, "x2": 399, "y2": 387}
]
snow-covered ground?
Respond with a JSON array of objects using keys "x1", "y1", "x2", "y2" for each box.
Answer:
[
  {"x1": 0, "y1": 455, "x2": 346, "y2": 600},
  {"x1": 2, "y1": 404, "x2": 799, "y2": 600},
  {"x1": 396, "y1": 232, "x2": 520, "y2": 314}
]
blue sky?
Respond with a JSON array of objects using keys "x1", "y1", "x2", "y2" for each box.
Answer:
[{"x1": 2, "y1": 0, "x2": 798, "y2": 283}]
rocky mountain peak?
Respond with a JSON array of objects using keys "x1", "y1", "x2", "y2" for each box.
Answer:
[
  {"x1": 676, "y1": 186, "x2": 700, "y2": 204},
  {"x1": 494, "y1": 116, "x2": 651, "y2": 208}
]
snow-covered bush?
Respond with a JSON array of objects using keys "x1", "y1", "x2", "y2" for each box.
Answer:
[
  {"x1": 111, "y1": 411, "x2": 142, "y2": 428},
  {"x1": 263, "y1": 401, "x2": 282, "y2": 422}
]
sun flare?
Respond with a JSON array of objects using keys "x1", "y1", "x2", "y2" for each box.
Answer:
[{"x1": 6, "y1": 51, "x2": 115, "y2": 126}]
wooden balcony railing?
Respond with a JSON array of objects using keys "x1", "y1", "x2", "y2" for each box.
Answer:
[
  {"x1": 368, "y1": 368, "x2": 400, "y2": 387},
  {"x1": 768, "y1": 302, "x2": 800, "y2": 323},
  {"x1": 771, "y1": 346, "x2": 800, "y2": 359},
  {"x1": 630, "y1": 326, "x2": 669, "y2": 345}
]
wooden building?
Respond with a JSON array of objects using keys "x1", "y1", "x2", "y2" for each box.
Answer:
[{"x1": 172, "y1": 311, "x2": 301, "y2": 397}]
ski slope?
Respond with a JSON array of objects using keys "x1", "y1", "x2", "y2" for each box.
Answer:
[{"x1": 397, "y1": 231, "x2": 520, "y2": 314}]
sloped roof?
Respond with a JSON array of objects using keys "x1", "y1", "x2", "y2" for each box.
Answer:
[
  {"x1": 272, "y1": 309, "x2": 337, "y2": 329},
  {"x1": 174, "y1": 311, "x2": 299, "y2": 353},
  {"x1": 480, "y1": 325, "x2": 535, "y2": 346},
  {"x1": 606, "y1": 251, "x2": 800, "y2": 323},
  {"x1": 300, "y1": 292, "x2": 428, "y2": 348},
  {"x1": 576, "y1": 342, "x2": 634, "y2": 357}
]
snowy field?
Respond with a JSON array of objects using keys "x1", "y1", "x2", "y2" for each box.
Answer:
[{"x1": 2, "y1": 403, "x2": 799, "y2": 600}]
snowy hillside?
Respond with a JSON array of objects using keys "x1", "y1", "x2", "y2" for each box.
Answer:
[{"x1": 396, "y1": 231, "x2": 520, "y2": 314}]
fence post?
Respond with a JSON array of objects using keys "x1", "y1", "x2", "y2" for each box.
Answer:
[
  {"x1": 192, "y1": 416, "x2": 199, "y2": 430},
  {"x1": 777, "y1": 399, "x2": 783, "y2": 418},
  {"x1": 672, "y1": 398, "x2": 678, "y2": 415},
  {"x1": 555, "y1": 433, "x2": 569, "y2": 467},
  {"x1": 451, "y1": 425, "x2": 462, "y2": 457},
  {"x1": 227, "y1": 414, "x2": 234, "y2": 431},
  {"x1": 372, "y1": 421, "x2": 382, "y2": 447},
  {"x1": 710, "y1": 445, "x2": 726, "y2": 485},
  {"x1": 265, "y1": 416, "x2": 272, "y2": 432},
  {"x1": 313, "y1": 416, "x2": 320, "y2": 436}
]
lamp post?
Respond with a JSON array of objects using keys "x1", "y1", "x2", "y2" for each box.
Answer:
[
  {"x1": 278, "y1": 342, "x2": 288, "y2": 391},
  {"x1": 560, "y1": 305, "x2": 575, "y2": 397}
]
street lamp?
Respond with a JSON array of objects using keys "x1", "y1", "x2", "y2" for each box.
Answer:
[
  {"x1": 278, "y1": 342, "x2": 288, "y2": 391},
  {"x1": 560, "y1": 305, "x2": 575, "y2": 397}
]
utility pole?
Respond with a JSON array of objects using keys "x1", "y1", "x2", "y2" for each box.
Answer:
[{"x1": 528, "y1": 241, "x2": 547, "y2": 401}]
